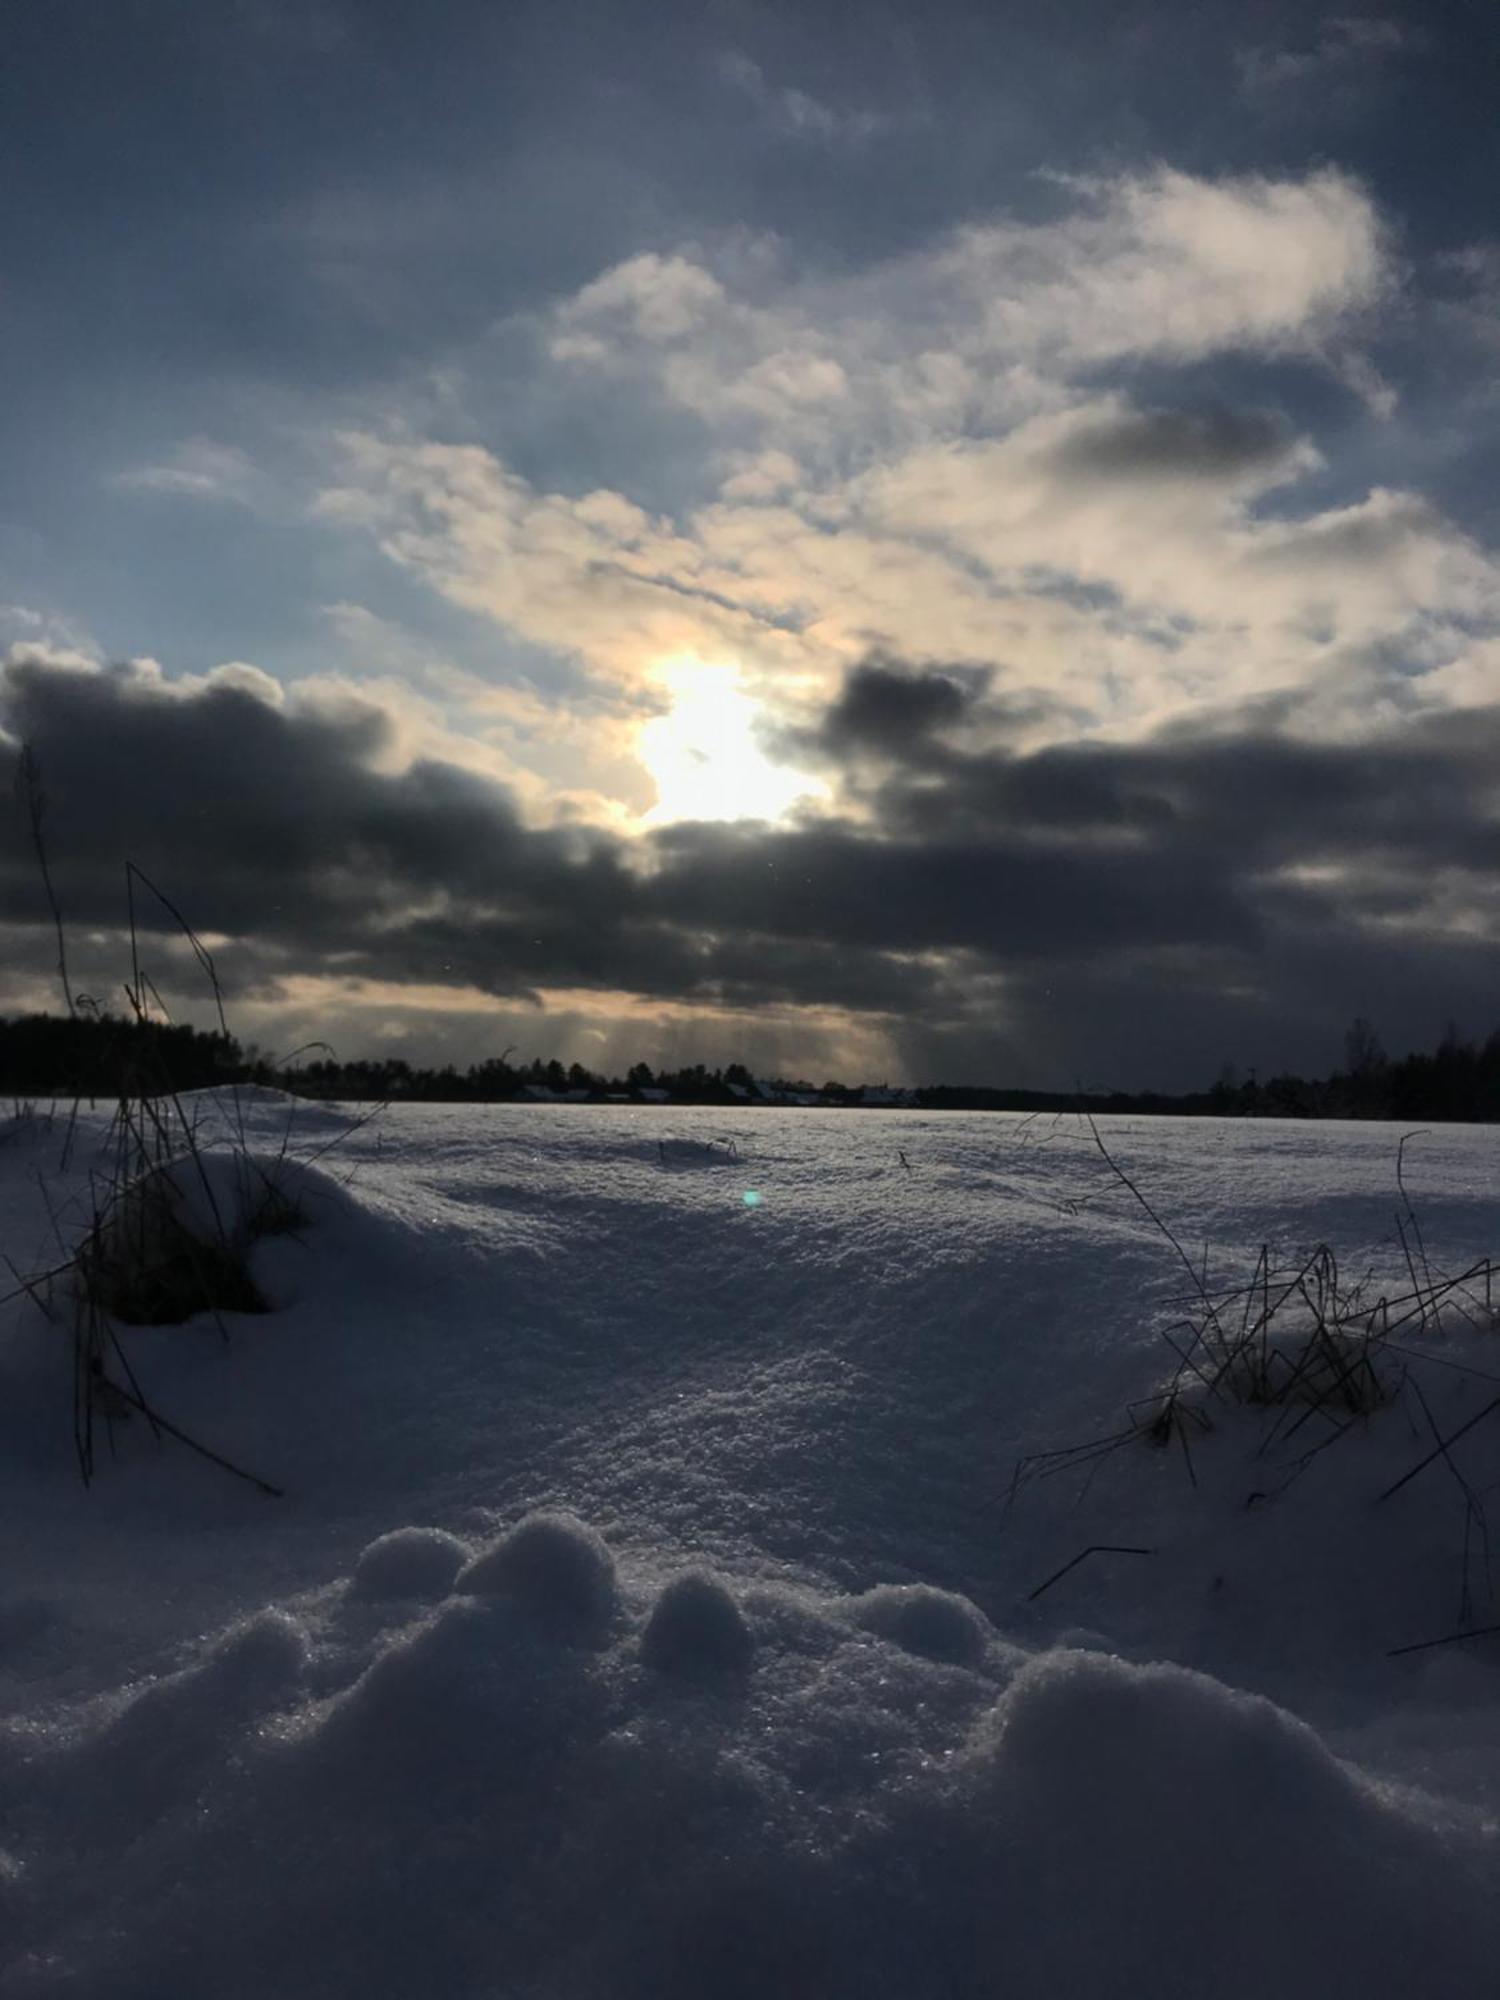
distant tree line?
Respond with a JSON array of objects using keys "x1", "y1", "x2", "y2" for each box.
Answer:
[
  {"x1": 0, "y1": 1009, "x2": 244, "y2": 1099},
  {"x1": 4, "y1": 1009, "x2": 1500, "y2": 1121},
  {"x1": 1198, "y1": 1018, "x2": 1500, "y2": 1123},
  {"x1": 283, "y1": 1052, "x2": 771, "y2": 1105}
]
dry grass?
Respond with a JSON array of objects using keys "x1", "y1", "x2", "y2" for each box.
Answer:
[
  {"x1": 2, "y1": 779, "x2": 308, "y2": 1494},
  {"x1": 1011, "y1": 1117, "x2": 1500, "y2": 1526}
]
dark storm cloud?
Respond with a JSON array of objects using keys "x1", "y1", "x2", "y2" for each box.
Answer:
[
  {"x1": 5, "y1": 654, "x2": 1500, "y2": 1086},
  {"x1": 809, "y1": 657, "x2": 983, "y2": 757},
  {"x1": 645, "y1": 817, "x2": 1255, "y2": 960},
  {"x1": 0, "y1": 659, "x2": 633, "y2": 998},
  {"x1": 655, "y1": 667, "x2": 1500, "y2": 1080},
  {"x1": 1048, "y1": 406, "x2": 1294, "y2": 483},
  {"x1": 0, "y1": 658, "x2": 958, "y2": 1019},
  {"x1": 777, "y1": 657, "x2": 1070, "y2": 781},
  {"x1": 871, "y1": 707, "x2": 1500, "y2": 876}
]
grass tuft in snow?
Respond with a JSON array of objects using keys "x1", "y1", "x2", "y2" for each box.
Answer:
[
  {"x1": 0, "y1": 832, "x2": 358, "y2": 1496},
  {"x1": 1014, "y1": 1119, "x2": 1500, "y2": 1635},
  {"x1": 77, "y1": 1154, "x2": 307, "y2": 1328}
]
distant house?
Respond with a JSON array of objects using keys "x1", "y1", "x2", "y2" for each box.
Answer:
[
  {"x1": 861, "y1": 1085, "x2": 912, "y2": 1107},
  {"x1": 520, "y1": 1083, "x2": 559, "y2": 1101},
  {"x1": 747, "y1": 1077, "x2": 828, "y2": 1106},
  {"x1": 562, "y1": 1087, "x2": 591, "y2": 1102},
  {"x1": 636, "y1": 1086, "x2": 670, "y2": 1104}
]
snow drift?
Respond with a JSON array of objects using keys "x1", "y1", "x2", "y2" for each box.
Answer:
[
  {"x1": 2, "y1": 1512, "x2": 1495, "y2": 1999},
  {"x1": 2, "y1": 1097, "x2": 1499, "y2": 1995}
]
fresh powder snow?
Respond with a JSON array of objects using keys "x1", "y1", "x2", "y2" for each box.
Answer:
[{"x1": 2, "y1": 1094, "x2": 1499, "y2": 1997}]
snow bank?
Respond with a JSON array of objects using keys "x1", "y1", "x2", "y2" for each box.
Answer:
[{"x1": 2, "y1": 1516, "x2": 1496, "y2": 1999}]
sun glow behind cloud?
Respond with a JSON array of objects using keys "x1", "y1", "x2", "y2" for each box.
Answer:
[{"x1": 638, "y1": 659, "x2": 820, "y2": 825}]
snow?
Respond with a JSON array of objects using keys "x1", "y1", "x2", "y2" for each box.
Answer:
[
  {"x1": 846, "y1": 1582, "x2": 994, "y2": 1665},
  {"x1": 349, "y1": 1527, "x2": 471, "y2": 1602},
  {"x1": 640, "y1": 1567, "x2": 755, "y2": 1673},
  {"x1": 454, "y1": 1508, "x2": 622, "y2": 1640},
  {"x1": 2, "y1": 1096, "x2": 1500, "y2": 1995}
]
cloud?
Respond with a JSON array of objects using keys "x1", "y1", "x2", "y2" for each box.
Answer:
[
  {"x1": 314, "y1": 436, "x2": 790, "y2": 700},
  {"x1": 552, "y1": 253, "x2": 729, "y2": 355},
  {"x1": 856, "y1": 408, "x2": 1498, "y2": 682},
  {"x1": 715, "y1": 50, "x2": 891, "y2": 144},
  {"x1": 809, "y1": 656, "x2": 983, "y2": 759},
  {"x1": 1432, "y1": 242, "x2": 1500, "y2": 359},
  {"x1": 1046, "y1": 406, "x2": 1297, "y2": 482},
  {"x1": 962, "y1": 166, "x2": 1389, "y2": 371},
  {"x1": 114, "y1": 438, "x2": 263, "y2": 507},
  {"x1": 0, "y1": 652, "x2": 637, "y2": 1005},
  {"x1": 548, "y1": 165, "x2": 1390, "y2": 445},
  {"x1": 1, "y1": 603, "x2": 102, "y2": 665},
  {"x1": 5, "y1": 651, "x2": 1500, "y2": 1088},
  {"x1": 308, "y1": 164, "x2": 1438, "y2": 782},
  {"x1": 1237, "y1": 17, "x2": 1414, "y2": 104},
  {"x1": 322, "y1": 373, "x2": 1499, "y2": 769}
]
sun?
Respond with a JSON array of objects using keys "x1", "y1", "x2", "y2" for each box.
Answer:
[{"x1": 638, "y1": 659, "x2": 817, "y2": 825}]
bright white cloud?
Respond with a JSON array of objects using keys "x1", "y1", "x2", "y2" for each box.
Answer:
[
  {"x1": 969, "y1": 166, "x2": 1389, "y2": 367},
  {"x1": 549, "y1": 165, "x2": 1391, "y2": 454},
  {"x1": 317, "y1": 434, "x2": 807, "y2": 684},
  {"x1": 0, "y1": 602, "x2": 101, "y2": 667},
  {"x1": 552, "y1": 253, "x2": 728, "y2": 353},
  {"x1": 315, "y1": 164, "x2": 1498, "y2": 814},
  {"x1": 858, "y1": 406, "x2": 1499, "y2": 648},
  {"x1": 322, "y1": 395, "x2": 1500, "y2": 768}
]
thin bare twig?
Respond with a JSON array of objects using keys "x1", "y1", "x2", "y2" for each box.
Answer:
[{"x1": 1027, "y1": 1544, "x2": 1155, "y2": 1601}]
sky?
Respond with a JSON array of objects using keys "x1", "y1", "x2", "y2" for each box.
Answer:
[{"x1": 3, "y1": 0, "x2": 1500, "y2": 1089}]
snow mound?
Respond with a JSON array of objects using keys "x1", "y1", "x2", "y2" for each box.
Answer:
[
  {"x1": 641, "y1": 1569, "x2": 754, "y2": 1673},
  {"x1": 129, "y1": 1149, "x2": 318, "y2": 1249},
  {"x1": 349, "y1": 1527, "x2": 470, "y2": 1602},
  {"x1": 39, "y1": 1611, "x2": 309, "y2": 1844},
  {"x1": 847, "y1": 1583, "x2": 992, "y2": 1665},
  {"x1": 4, "y1": 1555, "x2": 1499, "y2": 1999},
  {"x1": 308, "y1": 1596, "x2": 607, "y2": 1800},
  {"x1": 938, "y1": 1646, "x2": 1498, "y2": 1995},
  {"x1": 105, "y1": 1611, "x2": 309, "y2": 1754},
  {"x1": 454, "y1": 1510, "x2": 620, "y2": 1642}
]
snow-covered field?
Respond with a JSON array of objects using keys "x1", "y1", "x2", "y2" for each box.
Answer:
[{"x1": 2, "y1": 1096, "x2": 1499, "y2": 1997}]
